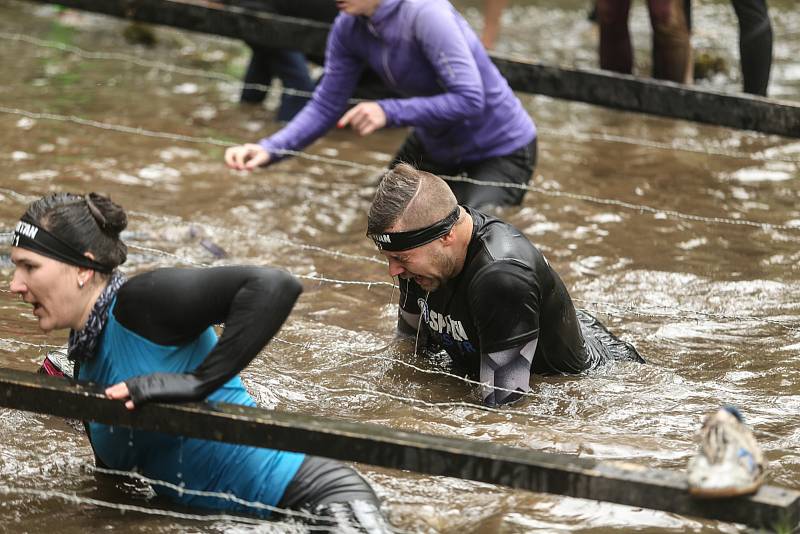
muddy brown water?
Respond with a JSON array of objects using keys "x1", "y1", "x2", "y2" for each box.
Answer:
[{"x1": 0, "y1": 0, "x2": 798, "y2": 532}]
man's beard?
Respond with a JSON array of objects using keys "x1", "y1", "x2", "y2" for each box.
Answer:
[{"x1": 416, "y1": 249, "x2": 455, "y2": 292}]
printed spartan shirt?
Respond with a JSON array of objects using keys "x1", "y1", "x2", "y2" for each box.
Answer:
[{"x1": 399, "y1": 207, "x2": 588, "y2": 377}]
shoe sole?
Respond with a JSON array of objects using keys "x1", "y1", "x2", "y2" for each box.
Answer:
[{"x1": 688, "y1": 475, "x2": 765, "y2": 499}]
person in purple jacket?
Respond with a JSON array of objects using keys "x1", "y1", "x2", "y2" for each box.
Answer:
[{"x1": 224, "y1": 0, "x2": 537, "y2": 209}]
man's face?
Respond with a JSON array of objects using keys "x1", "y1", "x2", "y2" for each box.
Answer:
[
  {"x1": 381, "y1": 239, "x2": 455, "y2": 292},
  {"x1": 335, "y1": 0, "x2": 381, "y2": 16}
]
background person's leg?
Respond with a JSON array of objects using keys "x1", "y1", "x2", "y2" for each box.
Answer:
[
  {"x1": 240, "y1": 43, "x2": 273, "y2": 104},
  {"x1": 271, "y1": 49, "x2": 315, "y2": 121},
  {"x1": 732, "y1": 0, "x2": 772, "y2": 96},
  {"x1": 648, "y1": 0, "x2": 692, "y2": 83},
  {"x1": 597, "y1": 0, "x2": 633, "y2": 74}
]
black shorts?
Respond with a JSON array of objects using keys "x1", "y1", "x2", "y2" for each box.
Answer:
[
  {"x1": 391, "y1": 132, "x2": 537, "y2": 209},
  {"x1": 277, "y1": 455, "x2": 379, "y2": 511}
]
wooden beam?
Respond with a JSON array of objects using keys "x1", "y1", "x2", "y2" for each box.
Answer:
[
  {"x1": 494, "y1": 57, "x2": 800, "y2": 138},
  {"x1": 0, "y1": 367, "x2": 797, "y2": 530},
  {"x1": 21, "y1": 0, "x2": 800, "y2": 137}
]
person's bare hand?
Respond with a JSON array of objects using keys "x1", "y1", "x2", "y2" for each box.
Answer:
[
  {"x1": 337, "y1": 102, "x2": 387, "y2": 136},
  {"x1": 105, "y1": 381, "x2": 136, "y2": 411},
  {"x1": 224, "y1": 144, "x2": 271, "y2": 170}
]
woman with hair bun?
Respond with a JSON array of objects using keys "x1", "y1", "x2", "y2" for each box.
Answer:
[{"x1": 9, "y1": 192, "x2": 388, "y2": 531}]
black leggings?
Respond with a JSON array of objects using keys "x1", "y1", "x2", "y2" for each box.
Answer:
[
  {"x1": 391, "y1": 133, "x2": 537, "y2": 210},
  {"x1": 731, "y1": 0, "x2": 772, "y2": 96},
  {"x1": 277, "y1": 456, "x2": 387, "y2": 532},
  {"x1": 278, "y1": 455, "x2": 379, "y2": 510}
]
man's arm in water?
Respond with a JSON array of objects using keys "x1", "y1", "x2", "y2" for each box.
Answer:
[
  {"x1": 481, "y1": 339, "x2": 537, "y2": 406},
  {"x1": 470, "y1": 261, "x2": 542, "y2": 407}
]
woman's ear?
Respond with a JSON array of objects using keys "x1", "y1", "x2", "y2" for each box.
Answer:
[{"x1": 77, "y1": 252, "x2": 97, "y2": 288}]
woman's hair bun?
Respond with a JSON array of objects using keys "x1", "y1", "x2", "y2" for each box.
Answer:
[{"x1": 86, "y1": 192, "x2": 127, "y2": 238}]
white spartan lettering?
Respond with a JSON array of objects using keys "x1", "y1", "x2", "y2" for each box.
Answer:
[
  {"x1": 426, "y1": 308, "x2": 468, "y2": 342},
  {"x1": 12, "y1": 221, "x2": 38, "y2": 246}
]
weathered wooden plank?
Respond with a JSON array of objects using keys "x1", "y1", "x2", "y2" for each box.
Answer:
[
  {"x1": 34, "y1": 0, "x2": 332, "y2": 55},
  {"x1": 0, "y1": 367, "x2": 797, "y2": 530},
  {"x1": 21, "y1": 0, "x2": 800, "y2": 137},
  {"x1": 493, "y1": 57, "x2": 800, "y2": 138}
]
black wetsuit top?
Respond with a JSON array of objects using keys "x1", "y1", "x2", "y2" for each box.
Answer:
[
  {"x1": 114, "y1": 266, "x2": 301, "y2": 404},
  {"x1": 399, "y1": 207, "x2": 588, "y2": 378}
]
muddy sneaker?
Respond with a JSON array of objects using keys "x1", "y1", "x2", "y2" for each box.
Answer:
[
  {"x1": 687, "y1": 406, "x2": 766, "y2": 498},
  {"x1": 37, "y1": 349, "x2": 73, "y2": 379}
]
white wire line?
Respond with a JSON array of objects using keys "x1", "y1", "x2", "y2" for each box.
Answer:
[
  {"x1": 4, "y1": 30, "x2": 800, "y2": 165},
  {"x1": 128, "y1": 243, "x2": 210, "y2": 267},
  {"x1": 537, "y1": 127, "x2": 800, "y2": 164},
  {"x1": 126, "y1": 244, "x2": 395, "y2": 288},
  {"x1": 0, "y1": 484, "x2": 268, "y2": 525},
  {"x1": 0, "y1": 239, "x2": 390, "y2": 291},
  {"x1": 124, "y1": 209, "x2": 384, "y2": 265},
  {"x1": 275, "y1": 368, "x2": 544, "y2": 420},
  {"x1": 90, "y1": 466, "x2": 411, "y2": 534},
  {"x1": 0, "y1": 30, "x2": 366, "y2": 105},
  {"x1": 574, "y1": 298, "x2": 800, "y2": 334},
  {"x1": 129, "y1": 244, "x2": 393, "y2": 288},
  {"x1": 273, "y1": 336, "x2": 544, "y2": 403},
  {"x1": 2, "y1": 105, "x2": 798, "y2": 234},
  {"x1": 90, "y1": 466, "x2": 320, "y2": 522},
  {"x1": 0, "y1": 190, "x2": 384, "y2": 266},
  {"x1": 0, "y1": 337, "x2": 64, "y2": 350},
  {"x1": 444, "y1": 175, "x2": 800, "y2": 232},
  {"x1": 0, "y1": 105, "x2": 234, "y2": 147},
  {"x1": 130, "y1": 238, "x2": 389, "y2": 278}
]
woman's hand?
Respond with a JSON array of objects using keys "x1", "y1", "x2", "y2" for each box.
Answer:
[
  {"x1": 224, "y1": 143, "x2": 271, "y2": 170},
  {"x1": 105, "y1": 381, "x2": 136, "y2": 411},
  {"x1": 337, "y1": 102, "x2": 387, "y2": 136}
]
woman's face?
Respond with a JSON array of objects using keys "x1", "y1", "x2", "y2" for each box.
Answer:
[
  {"x1": 10, "y1": 248, "x2": 84, "y2": 332},
  {"x1": 335, "y1": 0, "x2": 381, "y2": 17}
]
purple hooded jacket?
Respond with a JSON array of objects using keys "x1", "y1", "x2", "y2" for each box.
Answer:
[{"x1": 259, "y1": 0, "x2": 536, "y2": 165}]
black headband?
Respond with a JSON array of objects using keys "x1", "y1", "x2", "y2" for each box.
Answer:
[
  {"x1": 11, "y1": 215, "x2": 114, "y2": 273},
  {"x1": 368, "y1": 206, "x2": 460, "y2": 252}
]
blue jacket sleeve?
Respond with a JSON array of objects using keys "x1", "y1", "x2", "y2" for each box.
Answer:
[
  {"x1": 378, "y1": 4, "x2": 485, "y2": 128},
  {"x1": 259, "y1": 17, "x2": 364, "y2": 161}
]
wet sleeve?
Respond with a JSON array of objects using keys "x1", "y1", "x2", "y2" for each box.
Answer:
[
  {"x1": 468, "y1": 261, "x2": 541, "y2": 354},
  {"x1": 259, "y1": 18, "x2": 364, "y2": 160},
  {"x1": 378, "y1": 4, "x2": 485, "y2": 127},
  {"x1": 114, "y1": 266, "x2": 302, "y2": 405},
  {"x1": 481, "y1": 339, "x2": 537, "y2": 407}
]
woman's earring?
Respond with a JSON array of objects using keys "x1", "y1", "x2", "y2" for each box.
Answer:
[{"x1": 78, "y1": 280, "x2": 85, "y2": 289}]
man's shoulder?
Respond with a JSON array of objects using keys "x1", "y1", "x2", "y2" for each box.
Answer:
[
  {"x1": 469, "y1": 209, "x2": 543, "y2": 267},
  {"x1": 468, "y1": 258, "x2": 535, "y2": 295}
]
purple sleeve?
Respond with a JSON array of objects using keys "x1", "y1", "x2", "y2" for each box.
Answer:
[
  {"x1": 259, "y1": 19, "x2": 364, "y2": 161},
  {"x1": 378, "y1": 5, "x2": 485, "y2": 128}
]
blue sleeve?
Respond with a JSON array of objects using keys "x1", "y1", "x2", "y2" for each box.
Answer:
[
  {"x1": 259, "y1": 17, "x2": 364, "y2": 160},
  {"x1": 378, "y1": 4, "x2": 485, "y2": 127}
]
